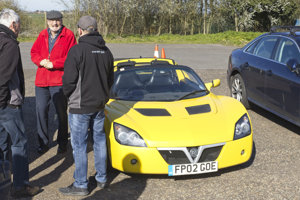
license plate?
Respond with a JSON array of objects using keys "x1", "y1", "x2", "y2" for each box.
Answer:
[{"x1": 168, "y1": 161, "x2": 218, "y2": 176}]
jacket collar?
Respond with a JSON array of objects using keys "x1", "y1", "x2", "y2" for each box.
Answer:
[{"x1": 0, "y1": 24, "x2": 18, "y2": 42}]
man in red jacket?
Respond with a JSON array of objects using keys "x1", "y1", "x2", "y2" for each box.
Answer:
[{"x1": 31, "y1": 10, "x2": 76, "y2": 154}]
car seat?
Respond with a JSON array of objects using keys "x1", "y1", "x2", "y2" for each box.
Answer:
[
  {"x1": 146, "y1": 69, "x2": 177, "y2": 92},
  {"x1": 112, "y1": 71, "x2": 144, "y2": 96}
]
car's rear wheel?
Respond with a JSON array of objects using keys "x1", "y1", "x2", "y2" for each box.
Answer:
[{"x1": 230, "y1": 74, "x2": 250, "y2": 109}]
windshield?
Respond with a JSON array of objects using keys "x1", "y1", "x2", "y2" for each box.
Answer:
[{"x1": 110, "y1": 65, "x2": 207, "y2": 101}]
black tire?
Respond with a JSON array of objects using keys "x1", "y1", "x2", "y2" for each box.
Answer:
[{"x1": 230, "y1": 73, "x2": 251, "y2": 109}]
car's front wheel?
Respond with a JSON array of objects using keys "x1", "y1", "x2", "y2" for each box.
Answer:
[{"x1": 230, "y1": 74, "x2": 250, "y2": 109}]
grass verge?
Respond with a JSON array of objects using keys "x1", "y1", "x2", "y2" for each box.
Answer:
[
  {"x1": 19, "y1": 31, "x2": 264, "y2": 47},
  {"x1": 105, "y1": 31, "x2": 263, "y2": 47}
]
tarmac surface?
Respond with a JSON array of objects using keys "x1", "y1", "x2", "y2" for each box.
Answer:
[
  {"x1": 20, "y1": 42, "x2": 235, "y2": 69},
  {"x1": 5, "y1": 43, "x2": 300, "y2": 199}
]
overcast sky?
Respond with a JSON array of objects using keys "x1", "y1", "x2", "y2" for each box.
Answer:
[{"x1": 17, "y1": 0, "x2": 71, "y2": 11}]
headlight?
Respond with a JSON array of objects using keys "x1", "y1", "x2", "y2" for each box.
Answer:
[
  {"x1": 114, "y1": 123, "x2": 147, "y2": 147},
  {"x1": 234, "y1": 114, "x2": 251, "y2": 140}
]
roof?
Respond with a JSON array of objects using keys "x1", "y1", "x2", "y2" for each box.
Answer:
[
  {"x1": 251, "y1": 26, "x2": 300, "y2": 45},
  {"x1": 269, "y1": 26, "x2": 300, "y2": 37}
]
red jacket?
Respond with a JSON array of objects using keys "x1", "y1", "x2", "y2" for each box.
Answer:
[{"x1": 31, "y1": 26, "x2": 77, "y2": 87}]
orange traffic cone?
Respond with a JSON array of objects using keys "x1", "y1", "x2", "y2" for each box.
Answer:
[
  {"x1": 161, "y1": 48, "x2": 166, "y2": 58},
  {"x1": 154, "y1": 44, "x2": 159, "y2": 58}
]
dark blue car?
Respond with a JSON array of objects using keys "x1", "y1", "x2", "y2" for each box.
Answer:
[{"x1": 227, "y1": 26, "x2": 300, "y2": 126}]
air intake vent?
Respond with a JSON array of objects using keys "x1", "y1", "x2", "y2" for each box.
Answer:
[
  {"x1": 158, "y1": 150, "x2": 190, "y2": 165},
  {"x1": 185, "y1": 104, "x2": 211, "y2": 115},
  {"x1": 135, "y1": 108, "x2": 171, "y2": 116},
  {"x1": 198, "y1": 146, "x2": 223, "y2": 162}
]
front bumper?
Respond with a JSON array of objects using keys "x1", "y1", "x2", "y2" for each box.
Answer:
[{"x1": 108, "y1": 134, "x2": 253, "y2": 174}]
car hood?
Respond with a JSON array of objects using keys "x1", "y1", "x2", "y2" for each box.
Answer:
[{"x1": 105, "y1": 94, "x2": 248, "y2": 147}]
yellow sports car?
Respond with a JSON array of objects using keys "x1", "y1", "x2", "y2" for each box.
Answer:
[{"x1": 104, "y1": 58, "x2": 253, "y2": 176}]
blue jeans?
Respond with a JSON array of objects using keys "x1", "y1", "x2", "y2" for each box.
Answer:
[
  {"x1": 0, "y1": 128, "x2": 10, "y2": 160},
  {"x1": 69, "y1": 110, "x2": 107, "y2": 189},
  {"x1": 0, "y1": 106, "x2": 29, "y2": 188},
  {"x1": 35, "y1": 86, "x2": 68, "y2": 147}
]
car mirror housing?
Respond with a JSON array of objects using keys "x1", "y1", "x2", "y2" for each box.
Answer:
[
  {"x1": 205, "y1": 79, "x2": 220, "y2": 91},
  {"x1": 286, "y1": 59, "x2": 300, "y2": 75}
]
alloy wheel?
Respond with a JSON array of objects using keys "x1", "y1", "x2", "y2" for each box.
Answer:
[{"x1": 231, "y1": 77, "x2": 243, "y2": 102}]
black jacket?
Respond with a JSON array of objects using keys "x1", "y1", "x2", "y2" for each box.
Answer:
[
  {"x1": 63, "y1": 32, "x2": 114, "y2": 114},
  {"x1": 0, "y1": 24, "x2": 25, "y2": 109}
]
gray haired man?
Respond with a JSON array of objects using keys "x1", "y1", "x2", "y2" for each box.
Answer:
[{"x1": 0, "y1": 8, "x2": 40, "y2": 198}]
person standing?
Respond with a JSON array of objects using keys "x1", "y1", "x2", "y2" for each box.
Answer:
[
  {"x1": 0, "y1": 8, "x2": 40, "y2": 198},
  {"x1": 31, "y1": 10, "x2": 76, "y2": 154},
  {"x1": 59, "y1": 16, "x2": 114, "y2": 196}
]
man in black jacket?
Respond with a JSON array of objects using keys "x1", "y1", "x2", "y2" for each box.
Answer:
[
  {"x1": 0, "y1": 8, "x2": 40, "y2": 198},
  {"x1": 60, "y1": 16, "x2": 114, "y2": 196}
]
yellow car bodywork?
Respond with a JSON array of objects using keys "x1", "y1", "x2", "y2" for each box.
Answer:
[
  {"x1": 104, "y1": 58, "x2": 253, "y2": 174},
  {"x1": 113, "y1": 57, "x2": 177, "y2": 67}
]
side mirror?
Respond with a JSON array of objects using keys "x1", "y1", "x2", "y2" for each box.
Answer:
[
  {"x1": 286, "y1": 59, "x2": 300, "y2": 75},
  {"x1": 205, "y1": 79, "x2": 220, "y2": 91}
]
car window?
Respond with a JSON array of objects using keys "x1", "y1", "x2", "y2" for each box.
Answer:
[
  {"x1": 111, "y1": 66, "x2": 207, "y2": 101},
  {"x1": 274, "y1": 38, "x2": 300, "y2": 64},
  {"x1": 245, "y1": 39, "x2": 260, "y2": 54},
  {"x1": 253, "y1": 37, "x2": 278, "y2": 59}
]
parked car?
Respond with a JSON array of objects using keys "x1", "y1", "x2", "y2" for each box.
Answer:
[
  {"x1": 105, "y1": 57, "x2": 253, "y2": 176},
  {"x1": 227, "y1": 26, "x2": 300, "y2": 126}
]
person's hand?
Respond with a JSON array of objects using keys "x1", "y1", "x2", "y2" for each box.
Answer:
[
  {"x1": 40, "y1": 59, "x2": 48, "y2": 66},
  {"x1": 44, "y1": 61, "x2": 53, "y2": 69}
]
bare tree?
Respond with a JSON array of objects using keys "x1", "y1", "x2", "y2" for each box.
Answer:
[
  {"x1": 60, "y1": 0, "x2": 300, "y2": 36},
  {"x1": 203, "y1": 0, "x2": 208, "y2": 34}
]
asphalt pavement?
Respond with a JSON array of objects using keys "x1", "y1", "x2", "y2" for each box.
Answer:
[
  {"x1": 11, "y1": 43, "x2": 300, "y2": 199},
  {"x1": 20, "y1": 42, "x2": 235, "y2": 69}
]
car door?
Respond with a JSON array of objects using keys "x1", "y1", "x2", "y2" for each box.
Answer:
[
  {"x1": 264, "y1": 37, "x2": 300, "y2": 124},
  {"x1": 241, "y1": 36, "x2": 278, "y2": 105}
]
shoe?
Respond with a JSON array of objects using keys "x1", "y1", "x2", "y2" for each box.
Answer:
[
  {"x1": 57, "y1": 145, "x2": 67, "y2": 154},
  {"x1": 37, "y1": 145, "x2": 49, "y2": 154},
  {"x1": 97, "y1": 181, "x2": 108, "y2": 189},
  {"x1": 10, "y1": 184, "x2": 41, "y2": 198},
  {"x1": 59, "y1": 184, "x2": 89, "y2": 196}
]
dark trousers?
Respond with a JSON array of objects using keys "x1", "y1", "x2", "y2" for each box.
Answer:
[
  {"x1": 0, "y1": 106, "x2": 29, "y2": 188},
  {"x1": 35, "y1": 86, "x2": 68, "y2": 148}
]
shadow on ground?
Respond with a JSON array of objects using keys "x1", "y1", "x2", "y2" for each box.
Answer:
[{"x1": 250, "y1": 103, "x2": 300, "y2": 136}]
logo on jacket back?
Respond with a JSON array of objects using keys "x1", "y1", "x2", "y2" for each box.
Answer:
[{"x1": 92, "y1": 50, "x2": 105, "y2": 54}]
